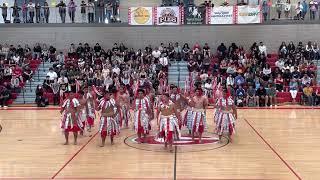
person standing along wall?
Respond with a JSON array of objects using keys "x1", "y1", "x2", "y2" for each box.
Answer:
[
  {"x1": 96, "y1": 0, "x2": 105, "y2": 23},
  {"x1": 56, "y1": 0, "x2": 67, "y2": 23},
  {"x1": 1, "y1": 3, "x2": 8, "y2": 23},
  {"x1": 87, "y1": 0, "x2": 95, "y2": 23},
  {"x1": 80, "y1": 1, "x2": 86, "y2": 23},
  {"x1": 43, "y1": 1, "x2": 50, "y2": 23},
  {"x1": 27, "y1": 0, "x2": 35, "y2": 23},
  {"x1": 35, "y1": 2, "x2": 41, "y2": 23},
  {"x1": 68, "y1": 0, "x2": 77, "y2": 23}
]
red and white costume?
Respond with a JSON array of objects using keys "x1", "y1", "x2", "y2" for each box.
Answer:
[
  {"x1": 85, "y1": 93, "x2": 96, "y2": 126},
  {"x1": 184, "y1": 97, "x2": 194, "y2": 130},
  {"x1": 190, "y1": 108, "x2": 207, "y2": 134},
  {"x1": 119, "y1": 104, "x2": 130, "y2": 127},
  {"x1": 215, "y1": 97, "x2": 236, "y2": 136},
  {"x1": 158, "y1": 100, "x2": 181, "y2": 142},
  {"x1": 133, "y1": 97, "x2": 151, "y2": 134},
  {"x1": 61, "y1": 98, "x2": 83, "y2": 132},
  {"x1": 98, "y1": 98, "x2": 120, "y2": 137}
]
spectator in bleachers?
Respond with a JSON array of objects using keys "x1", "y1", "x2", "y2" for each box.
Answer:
[
  {"x1": 256, "y1": 85, "x2": 267, "y2": 107},
  {"x1": 35, "y1": 85, "x2": 47, "y2": 107},
  {"x1": 43, "y1": 76, "x2": 51, "y2": 91},
  {"x1": 10, "y1": 75, "x2": 21, "y2": 93},
  {"x1": 303, "y1": 83, "x2": 314, "y2": 105},
  {"x1": 51, "y1": 79, "x2": 60, "y2": 105},
  {"x1": 0, "y1": 84, "x2": 10, "y2": 107},
  {"x1": 301, "y1": 0, "x2": 308, "y2": 20},
  {"x1": 57, "y1": 52, "x2": 65, "y2": 63},
  {"x1": 258, "y1": 42, "x2": 267, "y2": 56},
  {"x1": 289, "y1": 78, "x2": 299, "y2": 103},
  {"x1": 266, "y1": 83, "x2": 277, "y2": 106},
  {"x1": 47, "y1": 68, "x2": 58, "y2": 83},
  {"x1": 246, "y1": 84, "x2": 257, "y2": 107},
  {"x1": 274, "y1": 74, "x2": 284, "y2": 91},
  {"x1": 309, "y1": 0, "x2": 317, "y2": 20},
  {"x1": 301, "y1": 73, "x2": 311, "y2": 87},
  {"x1": 235, "y1": 85, "x2": 246, "y2": 107}
]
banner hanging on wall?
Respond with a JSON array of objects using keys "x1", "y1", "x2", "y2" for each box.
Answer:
[
  {"x1": 184, "y1": 6, "x2": 205, "y2": 24},
  {"x1": 208, "y1": 6, "x2": 235, "y2": 24},
  {"x1": 128, "y1": 7, "x2": 154, "y2": 25},
  {"x1": 155, "y1": 6, "x2": 182, "y2": 25},
  {"x1": 236, "y1": 5, "x2": 262, "y2": 24}
]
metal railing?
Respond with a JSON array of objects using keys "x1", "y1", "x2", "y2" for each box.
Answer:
[{"x1": 1, "y1": 5, "x2": 320, "y2": 24}]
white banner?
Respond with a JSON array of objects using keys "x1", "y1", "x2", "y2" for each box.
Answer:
[
  {"x1": 155, "y1": 6, "x2": 182, "y2": 25},
  {"x1": 236, "y1": 6, "x2": 262, "y2": 24},
  {"x1": 128, "y1": 7, "x2": 154, "y2": 25},
  {"x1": 209, "y1": 6, "x2": 234, "y2": 24}
]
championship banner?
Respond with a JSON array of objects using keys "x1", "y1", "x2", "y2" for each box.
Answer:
[
  {"x1": 236, "y1": 5, "x2": 262, "y2": 24},
  {"x1": 128, "y1": 7, "x2": 154, "y2": 25},
  {"x1": 208, "y1": 6, "x2": 235, "y2": 24},
  {"x1": 184, "y1": 5, "x2": 205, "y2": 24},
  {"x1": 155, "y1": 6, "x2": 182, "y2": 25}
]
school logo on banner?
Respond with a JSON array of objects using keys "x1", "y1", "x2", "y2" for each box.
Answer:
[
  {"x1": 155, "y1": 6, "x2": 182, "y2": 25},
  {"x1": 128, "y1": 7, "x2": 154, "y2": 25},
  {"x1": 208, "y1": 6, "x2": 235, "y2": 24},
  {"x1": 185, "y1": 6, "x2": 205, "y2": 24},
  {"x1": 236, "y1": 5, "x2": 262, "y2": 24}
]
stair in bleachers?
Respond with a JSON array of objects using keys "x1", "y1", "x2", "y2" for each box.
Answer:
[
  {"x1": 168, "y1": 61, "x2": 189, "y2": 88},
  {"x1": 14, "y1": 61, "x2": 53, "y2": 104}
]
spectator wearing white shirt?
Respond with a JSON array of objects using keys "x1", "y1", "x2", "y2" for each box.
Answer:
[
  {"x1": 56, "y1": 52, "x2": 65, "y2": 63},
  {"x1": 112, "y1": 65, "x2": 120, "y2": 75},
  {"x1": 258, "y1": 42, "x2": 267, "y2": 55},
  {"x1": 27, "y1": 1, "x2": 35, "y2": 23},
  {"x1": 226, "y1": 74, "x2": 235, "y2": 87},
  {"x1": 159, "y1": 53, "x2": 168, "y2": 71},
  {"x1": 152, "y1": 47, "x2": 161, "y2": 62},
  {"x1": 46, "y1": 68, "x2": 58, "y2": 83},
  {"x1": 275, "y1": 58, "x2": 285, "y2": 70}
]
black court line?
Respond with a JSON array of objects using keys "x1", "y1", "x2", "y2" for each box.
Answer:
[{"x1": 174, "y1": 146, "x2": 177, "y2": 180}]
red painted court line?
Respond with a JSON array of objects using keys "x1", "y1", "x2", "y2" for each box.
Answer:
[
  {"x1": 51, "y1": 132, "x2": 98, "y2": 179},
  {"x1": 244, "y1": 118, "x2": 302, "y2": 180}
]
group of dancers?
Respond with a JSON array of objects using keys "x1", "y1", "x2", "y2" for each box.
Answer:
[{"x1": 60, "y1": 81, "x2": 238, "y2": 152}]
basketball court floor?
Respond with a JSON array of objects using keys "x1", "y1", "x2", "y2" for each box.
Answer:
[{"x1": 0, "y1": 106, "x2": 319, "y2": 180}]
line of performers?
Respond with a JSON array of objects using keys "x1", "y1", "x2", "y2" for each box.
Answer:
[{"x1": 59, "y1": 84, "x2": 237, "y2": 152}]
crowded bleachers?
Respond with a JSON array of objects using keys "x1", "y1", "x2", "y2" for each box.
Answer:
[
  {"x1": 0, "y1": 43, "x2": 44, "y2": 106},
  {"x1": 31, "y1": 40, "x2": 320, "y2": 107}
]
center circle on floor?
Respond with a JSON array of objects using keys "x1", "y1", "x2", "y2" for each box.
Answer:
[{"x1": 124, "y1": 131, "x2": 229, "y2": 153}]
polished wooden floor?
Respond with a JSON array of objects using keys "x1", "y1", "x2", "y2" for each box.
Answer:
[{"x1": 0, "y1": 107, "x2": 319, "y2": 180}]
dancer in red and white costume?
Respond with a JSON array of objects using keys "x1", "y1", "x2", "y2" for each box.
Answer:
[
  {"x1": 133, "y1": 89, "x2": 152, "y2": 143},
  {"x1": 183, "y1": 91, "x2": 194, "y2": 135},
  {"x1": 96, "y1": 88, "x2": 120, "y2": 147},
  {"x1": 157, "y1": 94, "x2": 181, "y2": 152},
  {"x1": 215, "y1": 89, "x2": 237, "y2": 142},
  {"x1": 189, "y1": 88, "x2": 208, "y2": 142},
  {"x1": 117, "y1": 84, "x2": 131, "y2": 128},
  {"x1": 84, "y1": 86, "x2": 96, "y2": 132},
  {"x1": 169, "y1": 85, "x2": 185, "y2": 129},
  {"x1": 60, "y1": 92, "x2": 83, "y2": 145},
  {"x1": 78, "y1": 91, "x2": 88, "y2": 136}
]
